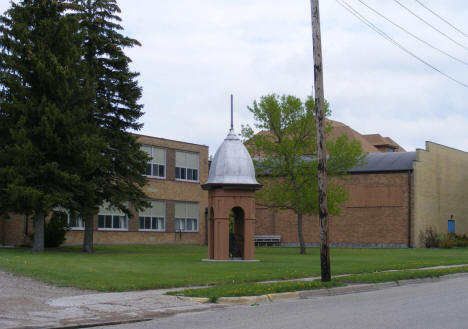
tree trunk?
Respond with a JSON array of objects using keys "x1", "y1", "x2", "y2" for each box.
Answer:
[
  {"x1": 297, "y1": 212, "x2": 306, "y2": 254},
  {"x1": 32, "y1": 212, "x2": 45, "y2": 253},
  {"x1": 311, "y1": 0, "x2": 331, "y2": 281},
  {"x1": 82, "y1": 215, "x2": 94, "y2": 253}
]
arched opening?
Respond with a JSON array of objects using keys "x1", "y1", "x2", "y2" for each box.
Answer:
[{"x1": 229, "y1": 207, "x2": 245, "y2": 259}]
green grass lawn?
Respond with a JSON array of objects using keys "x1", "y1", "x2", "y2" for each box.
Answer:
[{"x1": 0, "y1": 245, "x2": 467, "y2": 291}]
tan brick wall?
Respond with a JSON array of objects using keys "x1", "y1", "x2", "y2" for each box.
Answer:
[
  {"x1": 413, "y1": 142, "x2": 468, "y2": 246},
  {"x1": 4, "y1": 135, "x2": 209, "y2": 247},
  {"x1": 256, "y1": 172, "x2": 413, "y2": 247},
  {"x1": 1, "y1": 214, "x2": 33, "y2": 246}
]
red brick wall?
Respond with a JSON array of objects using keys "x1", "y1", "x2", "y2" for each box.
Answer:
[{"x1": 256, "y1": 172, "x2": 413, "y2": 247}]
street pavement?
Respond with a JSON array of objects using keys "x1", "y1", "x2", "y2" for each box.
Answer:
[{"x1": 93, "y1": 275, "x2": 468, "y2": 329}]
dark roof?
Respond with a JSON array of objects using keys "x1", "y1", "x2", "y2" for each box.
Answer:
[{"x1": 349, "y1": 152, "x2": 416, "y2": 173}]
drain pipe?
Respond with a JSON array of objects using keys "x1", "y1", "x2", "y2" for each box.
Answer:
[{"x1": 407, "y1": 170, "x2": 412, "y2": 248}]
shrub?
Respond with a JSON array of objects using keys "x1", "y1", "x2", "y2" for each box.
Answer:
[
  {"x1": 438, "y1": 234, "x2": 457, "y2": 249},
  {"x1": 455, "y1": 234, "x2": 468, "y2": 247},
  {"x1": 45, "y1": 211, "x2": 69, "y2": 248},
  {"x1": 419, "y1": 227, "x2": 440, "y2": 248}
]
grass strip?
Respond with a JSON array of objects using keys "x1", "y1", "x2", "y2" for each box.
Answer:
[
  {"x1": 336, "y1": 266, "x2": 468, "y2": 283},
  {"x1": 167, "y1": 280, "x2": 343, "y2": 302}
]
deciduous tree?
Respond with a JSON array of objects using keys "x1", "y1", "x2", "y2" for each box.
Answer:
[{"x1": 242, "y1": 94, "x2": 364, "y2": 254}]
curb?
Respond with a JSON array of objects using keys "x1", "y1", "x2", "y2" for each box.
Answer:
[{"x1": 215, "y1": 272, "x2": 468, "y2": 305}]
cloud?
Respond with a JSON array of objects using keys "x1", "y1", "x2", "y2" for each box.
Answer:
[{"x1": 1, "y1": 0, "x2": 467, "y2": 155}]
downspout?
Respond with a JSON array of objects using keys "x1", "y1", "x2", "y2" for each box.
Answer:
[
  {"x1": 408, "y1": 170, "x2": 412, "y2": 248},
  {"x1": 204, "y1": 207, "x2": 208, "y2": 245}
]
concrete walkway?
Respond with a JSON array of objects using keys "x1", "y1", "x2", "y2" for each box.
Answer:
[
  {"x1": 0, "y1": 271, "x2": 220, "y2": 329},
  {"x1": 1, "y1": 264, "x2": 467, "y2": 329}
]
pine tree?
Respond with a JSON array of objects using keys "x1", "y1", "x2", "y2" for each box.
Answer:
[
  {"x1": 0, "y1": 0, "x2": 98, "y2": 252},
  {"x1": 67, "y1": 0, "x2": 149, "y2": 253}
]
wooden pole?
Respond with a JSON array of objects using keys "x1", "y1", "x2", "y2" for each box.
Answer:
[{"x1": 310, "y1": 0, "x2": 331, "y2": 281}]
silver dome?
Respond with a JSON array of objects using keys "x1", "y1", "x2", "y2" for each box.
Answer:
[{"x1": 203, "y1": 129, "x2": 261, "y2": 189}]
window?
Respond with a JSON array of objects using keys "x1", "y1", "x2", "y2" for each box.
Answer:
[
  {"x1": 139, "y1": 200, "x2": 165, "y2": 231},
  {"x1": 142, "y1": 145, "x2": 166, "y2": 178},
  {"x1": 448, "y1": 220, "x2": 455, "y2": 233},
  {"x1": 98, "y1": 202, "x2": 128, "y2": 230},
  {"x1": 174, "y1": 202, "x2": 198, "y2": 232},
  {"x1": 175, "y1": 151, "x2": 199, "y2": 181},
  {"x1": 54, "y1": 207, "x2": 84, "y2": 230}
]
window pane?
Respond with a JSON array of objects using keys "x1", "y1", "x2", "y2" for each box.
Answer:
[
  {"x1": 181, "y1": 168, "x2": 186, "y2": 179},
  {"x1": 193, "y1": 219, "x2": 198, "y2": 231},
  {"x1": 159, "y1": 218, "x2": 165, "y2": 230},
  {"x1": 152, "y1": 218, "x2": 157, "y2": 230},
  {"x1": 113, "y1": 216, "x2": 120, "y2": 228},
  {"x1": 153, "y1": 148, "x2": 165, "y2": 164},
  {"x1": 176, "y1": 167, "x2": 181, "y2": 179},
  {"x1": 175, "y1": 203, "x2": 186, "y2": 218},
  {"x1": 105, "y1": 215, "x2": 112, "y2": 228},
  {"x1": 121, "y1": 216, "x2": 127, "y2": 229},
  {"x1": 152, "y1": 164, "x2": 159, "y2": 177},
  {"x1": 175, "y1": 151, "x2": 186, "y2": 167},
  {"x1": 139, "y1": 217, "x2": 144, "y2": 229},
  {"x1": 186, "y1": 219, "x2": 192, "y2": 231},
  {"x1": 187, "y1": 168, "x2": 193, "y2": 181},
  {"x1": 145, "y1": 217, "x2": 151, "y2": 229},
  {"x1": 193, "y1": 169, "x2": 198, "y2": 181},
  {"x1": 186, "y1": 203, "x2": 198, "y2": 218},
  {"x1": 186, "y1": 152, "x2": 199, "y2": 169},
  {"x1": 146, "y1": 163, "x2": 152, "y2": 176},
  {"x1": 98, "y1": 215, "x2": 104, "y2": 228},
  {"x1": 159, "y1": 165, "x2": 165, "y2": 177},
  {"x1": 152, "y1": 200, "x2": 165, "y2": 217},
  {"x1": 142, "y1": 145, "x2": 152, "y2": 157}
]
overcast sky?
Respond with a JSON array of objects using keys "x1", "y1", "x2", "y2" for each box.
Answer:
[{"x1": 2, "y1": 1, "x2": 468, "y2": 155}]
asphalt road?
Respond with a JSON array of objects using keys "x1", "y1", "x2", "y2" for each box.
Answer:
[{"x1": 95, "y1": 275, "x2": 468, "y2": 329}]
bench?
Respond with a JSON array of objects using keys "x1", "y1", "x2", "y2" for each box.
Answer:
[{"x1": 254, "y1": 235, "x2": 281, "y2": 247}]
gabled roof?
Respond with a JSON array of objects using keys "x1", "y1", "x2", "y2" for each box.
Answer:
[{"x1": 349, "y1": 152, "x2": 416, "y2": 173}]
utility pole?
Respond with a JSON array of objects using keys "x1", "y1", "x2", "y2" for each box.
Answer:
[{"x1": 310, "y1": 0, "x2": 331, "y2": 281}]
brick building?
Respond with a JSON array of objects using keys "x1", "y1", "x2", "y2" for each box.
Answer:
[
  {"x1": 2, "y1": 122, "x2": 468, "y2": 248},
  {"x1": 0, "y1": 134, "x2": 209, "y2": 246},
  {"x1": 256, "y1": 136, "x2": 468, "y2": 248}
]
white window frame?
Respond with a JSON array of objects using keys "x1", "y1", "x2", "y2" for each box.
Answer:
[
  {"x1": 175, "y1": 151, "x2": 199, "y2": 182},
  {"x1": 143, "y1": 145, "x2": 166, "y2": 179},
  {"x1": 139, "y1": 200, "x2": 166, "y2": 232},
  {"x1": 54, "y1": 207, "x2": 84, "y2": 230},
  {"x1": 98, "y1": 203, "x2": 128, "y2": 231},
  {"x1": 174, "y1": 202, "x2": 199, "y2": 232}
]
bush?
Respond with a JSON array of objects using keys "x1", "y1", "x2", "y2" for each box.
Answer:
[
  {"x1": 45, "y1": 211, "x2": 69, "y2": 248},
  {"x1": 455, "y1": 234, "x2": 468, "y2": 247},
  {"x1": 419, "y1": 227, "x2": 440, "y2": 248},
  {"x1": 438, "y1": 234, "x2": 457, "y2": 249}
]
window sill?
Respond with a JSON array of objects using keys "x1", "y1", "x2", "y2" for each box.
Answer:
[
  {"x1": 138, "y1": 229, "x2": 166, "y2": 232},
  {"x1": 97, "y1": 228, "x2": 129, "y2": 231},
  {"x1": 144, "y1": 175, "x2": 166, "y2": 180},
  {"x1": 175, "y1": 179, "x2": 200, "y2": 183},
  {"x1": 69, "y1": 228, "x2": 85, "y2": 231}
]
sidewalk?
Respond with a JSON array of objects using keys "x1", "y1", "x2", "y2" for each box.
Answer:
[
  {"x1": 1, "y1": 264, "x2": 467, "y2": 329},
  {"x1": 0, "y1": 271, "x2": 221, "y2": 329}
]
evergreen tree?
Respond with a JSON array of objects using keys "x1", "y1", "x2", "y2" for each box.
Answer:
[
  {"x1": 0, "y1": 0, "x2": 98, "y2": 252},
  {"x1": 67, "y1": 0, "x2": 149, "y2": 253}
]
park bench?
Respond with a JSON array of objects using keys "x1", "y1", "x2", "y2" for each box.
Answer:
[{"x1": 254, "y1": 235, "x2": 281, "y2": 246}]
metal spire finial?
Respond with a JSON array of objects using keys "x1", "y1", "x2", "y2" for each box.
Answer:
[{"x1": 230, "y1": 94, "x2": 233, "y2": 131}]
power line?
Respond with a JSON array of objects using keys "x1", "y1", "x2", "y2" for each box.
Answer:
[
  {"x1": 358, "y1": 0, "x2": 468, "y2": 67},
  {"x1": 414, "y1": 0, "x2": 468, "y2": 38},
  {"x1": 335, "y1": 0, "x2": 468, "y2": 89},
  {"x1": 394, "y1": 0, "x2": 468, "y2": 52}
]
